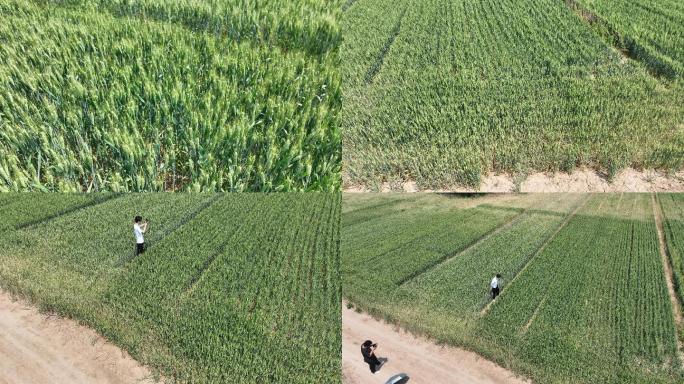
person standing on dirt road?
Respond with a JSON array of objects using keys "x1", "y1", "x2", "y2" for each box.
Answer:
[
  {"x1": 361, "y1": 340, "x2": 384, "y2": 373},
  {"x1": 133, "y1": 216, "x2": 149, "y2": 256},
  {"x1": 491, "y1": 274, "x2": 502, "y2": 300}
]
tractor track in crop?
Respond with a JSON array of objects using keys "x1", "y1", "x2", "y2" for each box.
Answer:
[
  {"x1": 342, "y1": 0, "x2": 358, "y2": 12},
  {"x1": 480, "y1": 195, "x2": 590, "y2": 316},
  {"x1": 520, "y1": 296, "x2": 547, "y2": 335},
  {"x1": 16, "y1": 194, "x2": 122, "y2": 231},
  {"x1": 565, "y1": 0, "x2": 679, "y2": 81},
  {"x1": 182, "y1": 238, "x2": 233, "y2": 297},
  {"x1": 397, "y1": 208, "x2": 528, "y2": 286},
  {"x1": 181, "y1": 203, "x2": 262, "y2": 298},
  {"x1": 147, "y1": 194, "x2": 221, "y2": 244},
  {"x1": 355, "y1": 206, "x2": 498, "y2": 276},
  {"x1": 364, "y1": 7, "x2": 406, "y2": 84},
  {"x1": 116, "y1": 194, "x2": 222, "y2": 266},
  {"x1": 651, "y1": 193, "x2": 684, "y2": 363},
  {"x1": 343, "y1": 198, "x2": 410, "y2": 228}
]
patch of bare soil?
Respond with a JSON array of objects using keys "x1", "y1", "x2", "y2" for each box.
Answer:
[
  {"x1": 344, "y1": 168, "x2": 684, "y2": 193},
  {"x1": 0, "y1": 291, "x2": 156, "y2": 384},
  {"x1": 342, "y1": 303, "x2": 530, "y2": 384}
]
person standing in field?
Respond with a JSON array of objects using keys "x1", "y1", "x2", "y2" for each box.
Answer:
[
  {"x1": 491, "y1": 274, "x2": 502, "y2": 300},
  {"x1": 361, "y1": 340, "x2": 384, "y2": 373},
  {"x1": 133, "y1": 215, "x2": 149, "y2": 256}
]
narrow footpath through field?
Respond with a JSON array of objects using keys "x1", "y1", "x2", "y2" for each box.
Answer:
[
  {"x1": 0, "y1": 291, "x2": 156, "y2": 384},
  {"x1": 342, "y1": 303, "x2": 529, "y2": 384}
]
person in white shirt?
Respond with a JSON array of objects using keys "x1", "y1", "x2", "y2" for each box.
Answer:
[
  {"x1": 133, "y1": 215, "x2": 149, "y2": 256},
  {"x1": 490, "y1": 274, "x2": 502, "y2": 300}
]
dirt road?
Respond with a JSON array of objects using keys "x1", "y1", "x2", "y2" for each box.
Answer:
[
  {"x1": 0, "y1": 291, "x2": 156, "y2": 384},
  {"x1": 342, "y1": 303, "x2": 529, "y2": 384}
]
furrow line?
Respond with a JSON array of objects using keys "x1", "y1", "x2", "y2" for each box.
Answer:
[
  {"x1": 651, "y1": 193, "x2": 684, "y2": 364},
  {"x1": 480, "y1": 194, "x2": 590, "y2": 316},
  {"x1": 364, "y1": 8, "x2": 406, "y2": 85},
  {"x1": 397, "y1": 208, "x2": 528, "y2": 286},
  {"x1": 16, "y1": 194, "x2": 122, "y2": 230},
  {"x1": 116, "y1": 194, "x2": 222, "y2": 266},
  {"x1": 521, "y1": 296, "x2": 547, "y2": 335}
]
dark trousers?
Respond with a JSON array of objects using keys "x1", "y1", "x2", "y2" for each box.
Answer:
[
  {"x1": 135, "y1": 242, "x2": 145, "y2": 256},
  {"x1": 366, "y1": 355, "x2": 381, "y2": 373},
  {"x1": 492, "y1": 287, "x2": 500, "y2": 299}
]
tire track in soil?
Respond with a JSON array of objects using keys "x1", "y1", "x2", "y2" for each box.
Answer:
[{"x1": 651, "y1": 193, "x2": 684, "y2": 364}]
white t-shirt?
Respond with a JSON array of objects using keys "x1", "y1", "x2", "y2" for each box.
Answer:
[
  {"x1": 134, "y1": 223, "x2": 144, "y2": 244},
  {"x1": 490, "y1": 277, "x2": 499, "y2": 289}
]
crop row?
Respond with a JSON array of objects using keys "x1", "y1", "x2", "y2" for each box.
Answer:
[
  {"x1": 53, "y1": 0, "x2": 342, "y2": 57},
  {"x1": 160, "y1": 195, "x2": 340, "y2": 382},
  {"x1": 0, "y1": 194, "x2": 210, "y2": 305},
  {"x1": 481, "y1": 194, "x2": 679, "y2": 383},
  {"x1": 343, "y1": 200, "x2": 529, "y2": 307}
]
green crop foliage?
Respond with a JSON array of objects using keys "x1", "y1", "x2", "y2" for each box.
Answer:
[
  {"x1": 343, "y1": 0, "x2": 684, "y2": 189},
  {"x1": 0, "y1": 193, "x2": 102, "y2": 232},
  {"x1": 0, "y1": 0, "x2": 341, "y2": 192},
  {"x1": 342, "y1": 193, "x2": 684, "y2": 384},
  {"x1": 659, "y1": 194, "x2": 684, "y2": 331},
  {"x1": 0, "y1": 193, "x2": 341, "y2": 383},
  {"x1": 575, "y1": 0, "x2": 684, "y2": 79}
]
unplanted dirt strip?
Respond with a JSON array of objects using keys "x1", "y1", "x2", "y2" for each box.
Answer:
[
  {"x1": 0, "y1": 290, "x2": 156, "y2": 384},
  {"x1": 651, "y1": 193, "x2": 684, "y2": 362},
  {"x1": 397, "y1": 208, "x2": 528, "y2": 286},
  {"x1": 480, "y1": 195, "x2": 590, "y2": 316},
  {"x1": 342, "y1": 302, "x2": 529, "y2": 384}
]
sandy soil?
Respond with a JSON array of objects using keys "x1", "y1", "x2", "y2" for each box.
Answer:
[
  {"x1": 344, "y1": 168, "x2": 684, "y2": 193},
  {"x1": 0, "y1": 291, "x2": 156, "y2": 384},
  {"x1": 342, "y1": 303, "x2": 530, "y2": 384}
]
